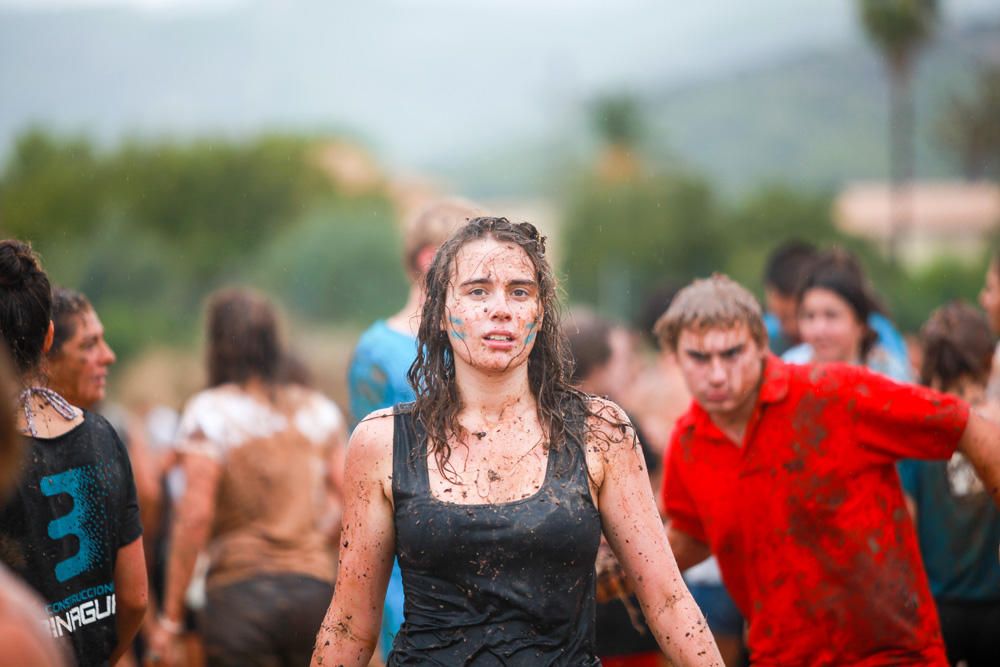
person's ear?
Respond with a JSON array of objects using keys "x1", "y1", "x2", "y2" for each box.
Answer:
[
  {"x1": 42, "y1": 321, "x2": 55, "y2": 355},
  {"x1": 416, "y1": 245, "x2": 438, "y2": 276}
]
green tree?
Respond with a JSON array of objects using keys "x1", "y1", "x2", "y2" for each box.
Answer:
[
  {"x1": 0, "y1": 129, "x2": 106, "y2": 242},
  {"x1": 858, "y1": 0, "x2": 938, "y2": 263},
  {"x1": 561, "y1": 170, "x2": 724, "y2": 320}
]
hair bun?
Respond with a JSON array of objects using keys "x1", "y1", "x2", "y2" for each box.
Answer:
[{"x1": 0, "y1": 240, "x2": 43, "y2": 289}]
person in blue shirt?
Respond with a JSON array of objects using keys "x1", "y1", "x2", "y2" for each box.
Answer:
[
  {"x1": 347, "y1": 197, "x2": 483, "y2": 661},
  {"x1": 763, "y1": 241, "x2": 908, "y2": 369},
  {"x1": 898, "y1": 301, "x2": 1000, "y2": 666},
  {"x1": 780, "y1": 247, "x2": 911, "y2": 382}
]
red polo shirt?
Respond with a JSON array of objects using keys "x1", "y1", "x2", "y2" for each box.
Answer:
[{"x1": 662, "y1": 357, "x2": 969, "y2": 666}]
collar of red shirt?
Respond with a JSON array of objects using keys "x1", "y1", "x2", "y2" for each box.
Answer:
[{"x1": 687, "y1": 354, "x2": 790, "y2": 442}]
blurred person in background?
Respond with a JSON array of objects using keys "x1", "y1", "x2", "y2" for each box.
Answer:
[
  {"x1": 46, "y1": 287, "x2": 163, "y2": 666},
  {"x1": 979, "y1": 250, "x2": 1000, "y2": 401},
  {"x1": 765, "y1": 242, "x2": 909, "y2": 365},
  {"x1": 347, "y1": 196, "x2": 483, "y2": 661},
  {"x1": 45, "y1": 287, "x2": 116, "y2": 414},
  {"x1": 312, "y1": 217, "x2": 723, "y2": 666},
  {"x1": 147, "y1": 287, "x2": 346, "y2": 667},
  {"x1": 0, "y1": 341, "x2": 71, "y2": 667},
  {"x1": 623, "y1": 281, "x2": 691, "y2": 463},
  {"x1": 762, "y1": 240, "x2": 817, "y2": 356},
  {"x1": 656, "y1": 274, "x2": 1000, "y2": 666},
  {"x1": 784, "y1": 248, "x2": 911, "y2": 381},
  {"x1": 564, "y1": 308, "x2": 667, "y2": 667},
  {"x1": 899, "y1": 302, "x2": 1000, "y2": 666},
  {"x1": 0, "y1": 239, "x2": 147, "y2": 667}
]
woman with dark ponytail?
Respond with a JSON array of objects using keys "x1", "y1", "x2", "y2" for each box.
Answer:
[
  {"x1": 0, "y1": 239, "x2": 147, "y2": 667},
  {"x1": 898, "y1": 301, "x2": 1000, "y2": 666}
]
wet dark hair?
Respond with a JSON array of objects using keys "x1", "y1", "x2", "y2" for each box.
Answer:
[
  {"x1": 408, "y1": 217, "x2": 628, "y2": 480},
  {"x1": 49, "y1": 287, "x2": 93, "y2": 357},
  {"x1": 0, "y1": 344, "x2": 22, "y2": 499},
  {"x1": 797, "y1": 248, "x2": 880, "y2": 359},
  {"x1": 564, "y1": 309, "x2": 613, "y2": 385},
  {"x1": 920, "y1": 301, "x2": 995, "y2": 392},
  {"x1": 205, "y1": 287, "x2": 282, "y2": 388},
  {"x1": 764, "y1": 240, "x2": 818, "y2": 296},
  {"x1": 0, "y1": 240, "x2": 53, "y2": 375}
]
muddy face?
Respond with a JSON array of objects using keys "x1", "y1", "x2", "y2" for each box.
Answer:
[
  {"x1": 47, "y1": 308, "x2": 116, "y2": 409},
  {"x1": 676, "y1": 323, "x2": 765, "y2": 419},
  {"x1": 442, "y1": 237, "x2": 542, "y2": 375},
  {"x1": 798, "y1": 287, "x2": 865, "y2": 364}
]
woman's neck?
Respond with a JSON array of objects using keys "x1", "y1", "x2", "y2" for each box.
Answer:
[{"x1": 454, "y1": 365, "x2": 535, "y2": 431}]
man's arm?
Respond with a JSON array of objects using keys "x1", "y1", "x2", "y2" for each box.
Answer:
[
  {"x1": 109, "y1": 536, "x2": 147, "y2": 665},
  {"x1": 666, "y1": 522, "x2": 712, "y2": 572},
  {"x1": 957, "y1": 410, "x2": 1000, "y2": 507}
]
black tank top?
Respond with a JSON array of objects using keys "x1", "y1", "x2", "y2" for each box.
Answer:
[{"x1": 389, "y1": 403, "x2": 602, "y2": 666}]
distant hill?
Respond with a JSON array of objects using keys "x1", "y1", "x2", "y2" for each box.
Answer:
[
  {"x1": 436, "y1": 17, "x2": 1000, "y2": 198},
  {"x1": 1, "y1": 1, "x2": 997, "y2": 198}
]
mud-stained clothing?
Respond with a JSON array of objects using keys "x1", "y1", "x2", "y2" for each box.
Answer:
[
  {"x1": 177, "y1": 383, "x2": 342, "y2": 667},
  {"x1": 177, "y1": 383, "x2": 341, "y2": 590},
  {"x1": 663, "y1": 357, "x2": 969, "y2": 666},
  {"x1": 388, "y1": 404, "x2": 603, "y2": 666},
  {"x1": 198, "y1": 573, "x2": 332, "y2": 667},
  {"x1": 0, "y1": 412, "x2": 142, "y2": 667}
]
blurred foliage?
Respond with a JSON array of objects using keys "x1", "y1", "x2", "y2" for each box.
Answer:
[
  {"x1": 561, "y1": 168, "x2": 725, "y2": 321},
  {"x1": 561, "y1": 173, "x2": 990, "y2": 335},
  {"x1": 250, "y1": 198, "x2": 407, "y2": 325},
  {"x1": 937, "y1": 64, "x2": 1000, "y2": 181},
  {"x1": 0, "y1": 129, "x2": 401, "y2": 361}
]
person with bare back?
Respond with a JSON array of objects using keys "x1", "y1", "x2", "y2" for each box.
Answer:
[
  {"x1": 146, "y1": 287, "x2": 347, "y2": 667},
  {"x1": 656, "y1": 274, "x2": 1000, "y2": 666},
  {"x1": 311, "y1": 217, "x2": 723, "y2": 666}
]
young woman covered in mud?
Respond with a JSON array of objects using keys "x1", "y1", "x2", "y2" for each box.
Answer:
[{"x1": 311, "y1": 218, "x2": 722, "y2": 666}]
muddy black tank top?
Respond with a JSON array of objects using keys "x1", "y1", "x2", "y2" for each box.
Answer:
[{"x1": 388, "y1": 403, "x2": 603, "y2": 666}]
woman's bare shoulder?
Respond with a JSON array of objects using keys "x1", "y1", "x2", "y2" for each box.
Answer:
[{"x1": 347, "y1": 408, "x2": 397, "y2": 465}]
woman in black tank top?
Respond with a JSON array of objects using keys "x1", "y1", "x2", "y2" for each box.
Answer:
[{"x1": 312, "y1": 218, "x2": 722, "y2": 667}]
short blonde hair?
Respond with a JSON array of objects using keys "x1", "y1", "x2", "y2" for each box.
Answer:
[
  {"x1": 654, "y1": 274, "x2": 766, "y2": 351},
  {"x1": 403, "y1": 198, "x2": 484, "y2": 280}
]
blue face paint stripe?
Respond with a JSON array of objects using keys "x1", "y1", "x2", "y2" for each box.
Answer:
[{"x1": 448, "y1": 316, "x2": 466, "y2": 340}]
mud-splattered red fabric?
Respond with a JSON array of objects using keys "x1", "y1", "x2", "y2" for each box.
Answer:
[{"x1": 662, "y1": 357, "x2": 969, "y2": 666}]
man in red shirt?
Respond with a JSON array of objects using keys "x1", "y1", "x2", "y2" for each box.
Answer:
[{"x1": 656, "y1": 275, "x2": 1000, "y2": 666}]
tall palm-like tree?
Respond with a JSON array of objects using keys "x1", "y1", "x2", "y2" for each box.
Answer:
[
  {"x1": 938, "y1": 65, "x2": 1000, "y2": 181},
  {"x1": 858, "y1": 0, "x2": 938, "y2": 263},
  {"x1": 589, "y1": 94, "x2": 644, "y2": 183}
]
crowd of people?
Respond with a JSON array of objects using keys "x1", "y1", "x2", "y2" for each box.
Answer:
[{"x1": 0, "y1": 202, "x2": 999, "y2": 667}]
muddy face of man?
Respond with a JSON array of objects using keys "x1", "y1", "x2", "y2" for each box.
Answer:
[
  {"x1": 47, "y1": 308, "x2": 116, "y2": 409},
  {"x1": 675, "y1": 322, "x2": 766, "y2": 424}
]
